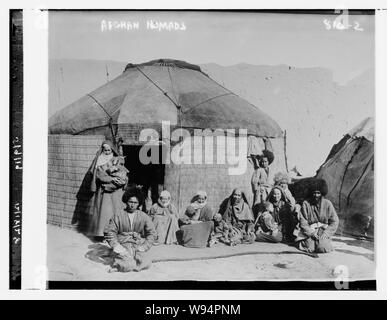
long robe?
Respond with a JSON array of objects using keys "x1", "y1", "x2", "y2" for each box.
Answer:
[
  {"x1": 251, "y1": 167, "x2": 274, "y2": 205},
  {"x1": 88, "y1": 164, "x2": 125, "y2": 237},
  {"x1": 104, "y1": 209, "x2": 157, "y2": 272},
  {"x1": 221, "y1": 197, "x2": 255, "y2": 244},
  {"x1": 104, "y1": 209, "x2": 156, "y2": 250},
  {"x1": 149, "y1": 203, "x2": 179, "y2": 244},
  {"x1": 178, "y1": 204, "x2": 214, "y2": 248},
  {"x1": 296, "y1": 198, "x2": 339, "y2": 253}
]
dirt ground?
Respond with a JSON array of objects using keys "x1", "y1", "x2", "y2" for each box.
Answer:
[{"x1": 47, "y1": 224, "x2": 375, "y2": 282}]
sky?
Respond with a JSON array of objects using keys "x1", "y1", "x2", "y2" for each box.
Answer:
[{"x1": 49, "y1": 10, "x2": 375, "y2": 84}]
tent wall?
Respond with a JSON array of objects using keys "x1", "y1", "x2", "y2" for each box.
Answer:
[
  {"x1": 317, "y1": 137, "x2": 374, "y2": 236},
  {"x1": 164, "y1": 136, "x2": 287, "y2": 215},
  {"x1": 47, "y1": 134, "x2": 105, "y2": 229},
  {"x1": 47, "y1": 133, "x2": 286, "y2": 229}
]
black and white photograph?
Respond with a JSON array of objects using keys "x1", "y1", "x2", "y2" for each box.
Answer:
[{"x1": 41, "y1": 9, "x2": 376, "y2": 287}]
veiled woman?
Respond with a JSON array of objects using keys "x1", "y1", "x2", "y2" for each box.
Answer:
[
  {"x1": 148, "y1": 190, "x2": 179, "y2": 245},
  {"x1": 87, "y1": 140, "x2": 128, "y2": 239},
  {"x1": 178, "y1": 191, "x2": 214, "y2": 248},
  {"x1": 219, "y1": 188, "x2": 255, "y2": 244}
]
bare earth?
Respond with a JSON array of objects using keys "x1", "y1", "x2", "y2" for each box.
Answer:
[{"x1": 47, "y1": 224, "x2": 375, "y2": 282}]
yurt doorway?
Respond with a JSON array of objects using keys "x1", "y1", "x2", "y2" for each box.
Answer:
[{"x1": 122, "y1": 145, "x2": 165, "y2": 204}]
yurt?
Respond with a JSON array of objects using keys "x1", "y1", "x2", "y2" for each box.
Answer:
[
  {"x1": 316, "y1": 117, "x2": 374, "y2": 238},
  {"x1": 48, "y1": 59, "x2": 287, "y2": 230}
]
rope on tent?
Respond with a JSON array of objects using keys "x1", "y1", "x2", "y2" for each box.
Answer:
[
  {"x1": 135, "y1": 66, "x2": 180, "y2": 109},
  {"x1": 338, "y1": 138, "x2": 363, "y2": 211},
  {"x1": 167, "y1": 66, "x2": 179, "y2": 104},
  {"x1": 87, "y1": 93, "x2": 117, "y2": 145},
  {"x1": 346, "y1": 153, "x2": 373, "y2": 207},
  {"x1": 181, "y1": 93, "x2": 234, "y2": 114}
]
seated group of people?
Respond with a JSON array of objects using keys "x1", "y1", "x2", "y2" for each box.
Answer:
[
  {"x1": 89, "y1": 141, "x2": 339, "y2": 273},
  {"x1": 103, "y1": 178, "x2": 339, "y2": 273}
]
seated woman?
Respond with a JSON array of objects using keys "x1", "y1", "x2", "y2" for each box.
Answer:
[
  {"x1": 273, "y1": 172, "x2": 296, "y2": 208},
  {"x1": 178, "y1": 190, "x2": 214, "y2": 248},
  {"x1": 295, "y1": 179, "x2": 339, "y2": 254},
  {"x1": 148, "y1": 190, "x2": 179, "y2": 245},
  {"x1": 104, "y1": 189, "x2": 157, "y2": 272},
  {"x1": 255, "y1": 186, "x2": 296, "y2": 243},
  {"x1": 218, "y1": 188, "x2": 256, "y2": 245}
]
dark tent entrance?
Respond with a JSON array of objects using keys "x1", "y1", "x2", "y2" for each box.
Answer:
[{"x1": 122, "y1": 144, "x2": 165, "y2": 204}]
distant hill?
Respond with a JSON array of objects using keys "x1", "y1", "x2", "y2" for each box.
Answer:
[{"x1": 49, "y1": 59, "x2": 374, "y2": 176}]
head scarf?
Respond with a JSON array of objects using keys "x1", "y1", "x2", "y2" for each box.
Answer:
[
  {"x1": 191, "y1": 190, "x2": 208, "y2": 210},
  {"x1": 185, "y1": 191, "x2": 208, "y2": 220},
  {"x1": 221, "y1": 188, "x2": 254, "y2": 222},
  {"x1": 158, "y1": 190, "x2": 171, "y2": 208},
  {"x1": 88, "y1": 140, "x2": 118, "y2": 193},
  {"x1": 274, "y1": 172, "x2": 291, "y2": 185},
  {"x1": 96, "y1": 141, "x2": 115, "y2": 167}
]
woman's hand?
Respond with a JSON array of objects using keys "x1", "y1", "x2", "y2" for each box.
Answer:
[
  {"x1": 319, "y1": 232, "x2": 329, "y2": 240},
  {"x1": 311, "y1": 231, "x2": 319, "y2": 240},
  {"x1": 113, "y1": 244, "x2": 127, "y2": 255}
]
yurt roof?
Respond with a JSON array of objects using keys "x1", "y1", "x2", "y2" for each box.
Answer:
[
  {"x1": 348, "y1": 117, "x2": 374, "y2": 143},
  {"x1": 49, "y1": 59, "x2": 283, "y2": 137}
]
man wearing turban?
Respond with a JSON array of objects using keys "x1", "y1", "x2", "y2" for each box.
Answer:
[{"x1": 295, "y1": 178, "x2": 339, "y2": 253}]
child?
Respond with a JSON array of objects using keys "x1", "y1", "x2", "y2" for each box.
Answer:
[
  {"x1": 103, "y1": 156, "x2": 129, "y2": 192},
  {"x1": 210, "y1": 213, "x2": 249, "y2": 246},
  {"x1": 255, "y1": 202, "x2": 283, "y2": 243},
  {"x1": 209, "y1": 213, "x2": 231, "y2": 246}
]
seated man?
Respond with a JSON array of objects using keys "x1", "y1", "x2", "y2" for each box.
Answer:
[
  {"x1": 295, "y1": 178, "x2": 339, "y2": 253},
  {"x1": 104, "y1": 189, "x2": 157, "y2": 272}
]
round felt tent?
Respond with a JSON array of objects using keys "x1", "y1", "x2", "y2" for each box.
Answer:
[
  {"x1": 48, "y1": 59, "x2": 287, "y2": 229},
  {"x1": 316, "y1": 117, "x2": 374, "y2": 238}
]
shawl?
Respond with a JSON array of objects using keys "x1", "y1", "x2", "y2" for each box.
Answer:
[
  {"x1": 221, "y1": 190, "x2": 254, "y2": 223},
  {"x1": 184, "y1": 203, "x2": 213, "y2": 222},
  {"x1": 158, "y1": 190, "x2": 172, "y2": 208},
  {"x1": 186, "y1": 190, "x2": 208, "y2": 220},
  {"x1": 150, "y1": 202, "x2": 178, "y2": 217},
  {"x1": 88, "y1": 140, "x2": 118, "y2": 193}
]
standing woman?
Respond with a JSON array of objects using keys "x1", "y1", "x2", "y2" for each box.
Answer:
[
  {"x1": 148, "y1": 190, "x2": 180, "y2": 245},
  {"x1": 251, "y1": 149, "x2": 275, "y2": 208},
  {"x1": 88, "y1": 140, "x2": 127, "y2": 240}
]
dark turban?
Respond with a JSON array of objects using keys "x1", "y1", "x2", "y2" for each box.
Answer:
[{"x1": 308, "y1": 178, "x2": 328, "y2": 197}]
